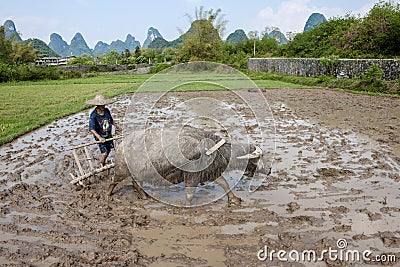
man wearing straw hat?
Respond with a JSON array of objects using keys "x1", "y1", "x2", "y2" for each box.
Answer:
[{"x1": 86, "y1": 94, "x2": 120, "y2": 166}]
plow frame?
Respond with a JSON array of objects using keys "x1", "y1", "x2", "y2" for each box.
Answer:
[{"x1": 66, "y1": 136, "x2": 123, "y2": 185}]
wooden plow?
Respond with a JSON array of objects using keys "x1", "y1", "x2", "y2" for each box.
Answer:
[{"x1": 66, "y1": 136, "x2": 123, "y2": 186}]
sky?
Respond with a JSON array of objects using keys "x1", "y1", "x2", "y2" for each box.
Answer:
[{"x1": 0, "y1": 0, "x2": 384, "y2": 48}]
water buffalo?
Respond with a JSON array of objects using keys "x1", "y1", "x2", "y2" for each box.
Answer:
[{"x1": 108, "y1": 126, "x2": 271, "y2": 206}]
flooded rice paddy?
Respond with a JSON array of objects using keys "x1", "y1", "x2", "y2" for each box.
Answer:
[{"x1": 0, "y1": 89, "x2": 399, "y2": 266}]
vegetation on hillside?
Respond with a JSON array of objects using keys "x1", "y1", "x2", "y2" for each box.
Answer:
[
  {"x1": 23, "y1": 38, "x2": 60, "y2": 57},
  {"x1": 1, "y1": 2, "x2": 400, "y2": 87}
]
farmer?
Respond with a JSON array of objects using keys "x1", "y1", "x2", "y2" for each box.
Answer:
[{"x1": 86, "y1": 94, "x2": 120, "y2": 166}]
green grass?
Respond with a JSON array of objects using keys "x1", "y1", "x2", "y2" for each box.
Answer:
[
  {"x1": 0, "y1": 74, "x2": 150, "y2": 145},
  {"x1": 0, "y1": 71, "x2": 356, "y2": 146}
]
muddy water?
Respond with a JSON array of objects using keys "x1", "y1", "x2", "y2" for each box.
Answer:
[
  {"x1": 0, "y1": 89, "x2": 399, "y2": 266},
  {"x1": 123, "y1": 90, "x2": 275, "y2": 206}
]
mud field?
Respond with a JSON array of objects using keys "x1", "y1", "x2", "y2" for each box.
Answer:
[{"x1": 0, "y1": 88, "x2": 399, "y2": 266}]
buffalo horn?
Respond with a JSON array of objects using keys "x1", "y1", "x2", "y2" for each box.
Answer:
[{"x1": 237, "y1": 145, "x2": 262, "y2": 159}]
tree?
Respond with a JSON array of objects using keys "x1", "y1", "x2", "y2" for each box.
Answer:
[
  {"x1": 256, "y1": 38, "x2": 278, "y2": 56},
  {"x1": 183, "y1": 6, "x2": 227, "y2": 38},
  {"x1": 121, "y1": 48, "x2": 131, "y2": 58},
  {"x1": 286, "y1": 31, "x2": 298, "y2": 42},
  {"x1": 162, "y1": 47, "x2": 178, "y2": 62},
  {"x1": 340, "y1": 1, "x2": 400, "y2": 57},
  {"x1": 0, "y1": 26, "x2": 13, "y2": 63},
  {"x1": 68, "y1": 54, "x2": 95, "y2": 65},
  {"x1": 142, "y1": 49, "x2": 154, "y2": 64},
  {"x1": 134, "y1": 46, "x2": 141, "y2": 57},
  {"x1": 261, "y1": 26, "x2": 280, "y2": 39},
  {"x1": 178, "y1": 6, "x2": 227, "y2": 61},
  {"x1": 0, "y1": 26, "x2": 37, "y2": 64},
  {"x1": 11, "y1": 41, "x2": 37, "y2": 64},
  {"x1": 247, "y1": 30, "x2": 259, "y2": 40},
  {"x1": 99, "y1": 50, "x2": 121, "y2": 65},
  {"x1": 281, "y1": 2, "x2": 400, "y2": 58},
  {"x1": 136, "y1": 55, "x2": 147, "y2": 64},
  {"x1": 282, "y1": 15, "x2": 357, "y2": 58}
]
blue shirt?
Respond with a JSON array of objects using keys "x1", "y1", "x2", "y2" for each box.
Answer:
[{"x1": 89, "y1": 108, "x2": 114, "y2": 138}]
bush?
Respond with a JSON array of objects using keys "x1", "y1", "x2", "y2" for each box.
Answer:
[
  {"x1": 358, "y1": 64, "x2": 385, "y2": 93},
  {"x1": 63, "y1": 70, "x2": 82, "y2": 79},
  {"x1": 67, "y1": 54, "x2": 95, "y2": 65},
  {"x1": 151, "y1": 63, "x2": 170, "y2": 73},
  {"x1": 35, "y1": 66, "x2": 60, "y2": 80},
  {"x1": 136, "y1": 56, "x2": 147, "y2": 64},
  {"x1": 361, "y1": 64, "x2": 383, "y2": 83},
  {"x1": 0, "y1": 63, "x2": 13, "y2": 82},
  {"x1": 0, "y1": 63, "x2": 60, "y2": 82},
  {"x1": 127, "y1": 64, "x2": 136, "y2": 70},
  {"x1": 320, "y1": 55, "x2": 339, "y2": 76},
  {"x1": 383, "y1": 80, "x2": 400, "y2": 95}
]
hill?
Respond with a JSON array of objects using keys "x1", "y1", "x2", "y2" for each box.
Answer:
[
  {"x1": 226, "y1": 29, "x2": 247, "y2": 44},
  {"x1": 3, "y1": 20, "x2": 59, "y2": 57},
  {"x1": 268, "y1": 30, "x2": 288, "y2": 45},
  {"x1": 69, "y1": 33, "x2": 93, "y2": 56},
  {"x1": 48, "y1": 33, "x2": 70, "y2": 56},
  {"x1": 304, "y1": 13, "x2": 327, "y2": 32},
  {"x1": 143, "y1": 27, "x2": 163, "y2": 48},
  {"x1": 24, "y1": 38, "x2": 59, "y2": 57},
  {"x1": 148, "y1": 24, "x2": 199, "y2": 49},
  {"x1": 93, "y1": 34, "x2": 140, "y2": 56},
  {"x1": 3, "y1": 20, "x2": 22, "y2": 41},
  {"x1": 49, "y1": 31, "x2": 142, "y2": 57}
]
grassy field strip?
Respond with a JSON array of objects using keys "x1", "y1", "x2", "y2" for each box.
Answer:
[
  {"x1": 0, "y1": 73, "x2": 304, "y2": 146},
  {"x1": 0, "y1": 75, "x2": 149, "y2": 145}
]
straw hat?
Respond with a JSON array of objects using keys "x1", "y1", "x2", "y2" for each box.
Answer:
[{"x1": 85, "y1": 94, "x2": 114, "y2": 105}]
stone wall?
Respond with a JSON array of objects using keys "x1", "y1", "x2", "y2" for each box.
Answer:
[{"x1": 247, "y1": 58, "x2": 400, "y2": 80}]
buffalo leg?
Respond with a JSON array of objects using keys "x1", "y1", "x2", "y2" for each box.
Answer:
[
  {"x1": 107, "y1": 179, "x2": 118, "y2": 196},
  {"x1": 131, "y1": 177, "x2": 148, "y2": 199},
  {"x1": 215, "y1": 177, "x2": 242, "y2": 206},
  {"x1": 108, "y1": 175, "x2": 147, "y2": 199},
  {"x1": 108, "y1": 171, "x2": 124, "y2": 197}
]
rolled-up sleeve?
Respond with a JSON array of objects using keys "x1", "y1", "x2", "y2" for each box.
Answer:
[{"x1": 89, "y1": 112, "x2": 96, "y2": 132}]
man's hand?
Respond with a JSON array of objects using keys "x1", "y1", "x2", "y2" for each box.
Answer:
[
  {"x1": 114, "y1": 123, "x2": 121, "y2": 133},
  {"x1": 90, "y1": 130, "x2": 106, "y2": 143}
]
